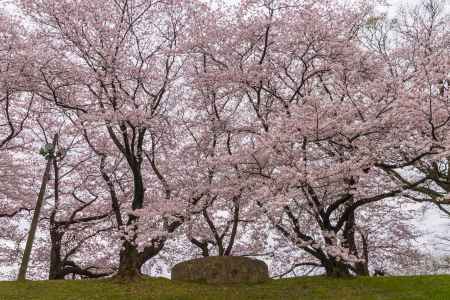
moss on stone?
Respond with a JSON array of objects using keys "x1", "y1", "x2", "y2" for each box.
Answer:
[{"x1": 171, "y1": 256, "x2": 270, "y2": 284}]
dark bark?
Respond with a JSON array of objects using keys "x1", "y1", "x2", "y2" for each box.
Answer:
[
  {"x1": 48, "y1": 230, "x2": 64, "y2": 280},
  {"x1": 354, "y1": 261, "x2": 370, "y2": 276},
  {"x1": 115, "y1": 239, "x2": 165, "y2": 279},
  {"x1": 116, "y1": 241, "x2": 142, "y2": 279},
  {"x1": 267, "y1": 195, "x2": 371, "y2": 278},
  {"x1": 189, "y1": 196, "x2": 241, "y2": 257},
  {"x1": 48, "y1": 208, "x2": 113, "y2": 280},
  {"x1": 190, "y1": 238, "x2": 210, "y2": 257},
  {"x1": 323, "y1": 259, "x2": 352, "y2": 277},
  {"x1": 48, "y1": 151, "x2": 113, "y2": 280},
  {"x1": 49, "y1": 152, "x2": 63, "y2": 280}
]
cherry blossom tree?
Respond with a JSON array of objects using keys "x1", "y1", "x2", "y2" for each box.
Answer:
[
  {"x1": 15, "y1": 0, "x2": 199, "y2": 278},
  {"x1": 45, "y1": 126, "x2": 115, "y2": 280},
  {"x1": 183, "y1": 0, "x2": 442, "y2": 277},
  {"x1": 369, "y1": 0, "x2": 450, "y2": 220},
  {"x1": 0, "y1": 0, "x2": 448, "y2": 281},
  {"x1": 0, "y1": 14, "x2": 32, "y2": 149},
  {"x1": 169, "y1": 48, "x2": 267, "y2": 257},
  {"x1": 0, "y1": 13, "x2": 37, "y2": 219}
]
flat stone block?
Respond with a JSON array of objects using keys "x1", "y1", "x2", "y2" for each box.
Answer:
[{"x1": 171, "y1": 256, "x2": 270, "y2": 284}]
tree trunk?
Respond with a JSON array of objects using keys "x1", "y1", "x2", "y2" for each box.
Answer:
[
  {"x1": 323, "y1": 259, "x2": 352, "y2": 278},
  {"x1": 48, "y1": 230, "x2": 64, "y2": 280},
  {"x1": 354, "y1": 261, "x2": 369, "y2": 276},
  {"x1": 115, "y1": 241, "x2": 142, "y2": 280},
  {"x1": 49, "y1": 152, "x2": 64, "y2": 280},
  {"x1": 113, "y1": 163, "x2": 145, "y2": 280}
]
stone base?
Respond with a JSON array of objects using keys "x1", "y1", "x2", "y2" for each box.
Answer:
[{"x1": 171, "y1": 256, "x2": 270, "y2": 284}]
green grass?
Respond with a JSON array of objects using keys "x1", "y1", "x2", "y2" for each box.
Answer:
[{"x1": 0, "y1": 275, "x2": 449, "y2": 300}]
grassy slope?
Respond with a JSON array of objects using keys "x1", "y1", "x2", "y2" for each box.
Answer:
[{"x1": 0, "y1": 275, "x2": 449, "y2": 300}]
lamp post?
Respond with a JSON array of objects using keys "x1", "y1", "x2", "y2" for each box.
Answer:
[{"x1": 17, "y1": 134, "x2": 58, "y2": 281}]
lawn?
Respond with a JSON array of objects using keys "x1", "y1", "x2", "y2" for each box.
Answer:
[{"x1": 0, "y1": 275, "x2": 449, "y2": 300}]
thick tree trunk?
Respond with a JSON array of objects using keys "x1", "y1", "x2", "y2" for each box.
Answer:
[
  {"x1": 323, "y1": 259, "x2": 352, "y2": 278},
  {"x1": 115, "y1": 236, "x2": 167, "y2": 280},
  {"x1": 342, "y1": 200, "x2": 369, "y2": 276},
  {"x1": 113, "y1": 164, "x2": 145, "y2": 280},
  {"x1": 49, "y1": 155, "x2": 64, "y2": 280},
  {"x1": 48, "y1": 230, "x2": 64, "y2": 280},
  {"x1": 116, "y1": 241, "x2": 142, "y2": 280},
  {"x1": 354, "y1": 261, "x2": 369, "y2": 276}
]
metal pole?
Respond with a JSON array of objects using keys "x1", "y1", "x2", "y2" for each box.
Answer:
[{"x1": 17, "y1": 134, "x2": 58, "y2": 281}]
